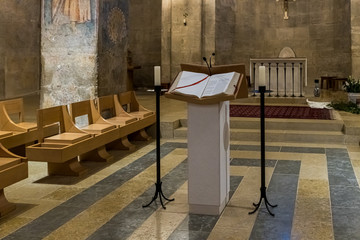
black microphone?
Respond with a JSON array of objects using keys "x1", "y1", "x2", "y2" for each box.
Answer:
[
  {"x1": 210, "y1": 52, "x2": 215, "y2": 68},
  {"x1": 203, "y1": 57, "x2": 212, "y2": 75}
]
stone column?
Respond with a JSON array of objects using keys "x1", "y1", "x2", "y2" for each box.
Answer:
[
  {"x1": 41, "y1": 0, "x2": 98, "y2": 108},
  {"x1": 201, "y1": 0, "x2": 216, "y2": 63},
  {"x1": 161, "y1": 0, "x2": 172, "y2": 84},
  {"x1": 351, "y1": 0, "x2": 360, "y2": 78},
  {"x1": 162, "y1": 0, "x2": 214, "y2": 82}
]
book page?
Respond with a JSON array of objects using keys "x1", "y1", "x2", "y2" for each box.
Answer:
[
  {"x1": 202, "y1": 72, "x2": 237, "y2": 97},
  {"x1": 170, "y1": 71, "x2": 209, "y2": 98},
  {"x1": 224, "y1": 72, "x2": 240, "y2": 95}
]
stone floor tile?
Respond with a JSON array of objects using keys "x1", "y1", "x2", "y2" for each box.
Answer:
[
  {"x1": 128, "y1": 211, "x2": 187, "y2": 240},
  {"x1": 207, "y1": 227, "x2": 251, "y2": 240},
  {"x1": 291, "y1": 221, "x2": 334, "y2": 240},
  {"x1": 332, "y1": 207, "x2": 360, "y2": 240},
  {"x1": 297, "y1": 179, "x2": 330, "y2": 199}
]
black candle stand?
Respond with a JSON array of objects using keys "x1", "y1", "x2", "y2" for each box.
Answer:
[
  {"x1": 143, "y1": 86, "x2": 174, "y2": 209},
  {"x1": 248, "y1": 86, "x2": 277, "y2": 216}
]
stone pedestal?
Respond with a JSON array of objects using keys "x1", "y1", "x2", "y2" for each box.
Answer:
[{"x1": 187, "y1": 101, "x2": 230, "y2": 215}]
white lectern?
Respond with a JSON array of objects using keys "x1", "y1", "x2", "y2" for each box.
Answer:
[
  {"x1": 165, "y1": 63, "x2": 248, "y2": 215},
  {"x1": 187, "y1": 101, "x2": 230, "y2": 214}
]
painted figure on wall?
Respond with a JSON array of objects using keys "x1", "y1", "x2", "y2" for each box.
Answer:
[{"x1": 52, "y1": 0, "x2": 91, "y2": 25}]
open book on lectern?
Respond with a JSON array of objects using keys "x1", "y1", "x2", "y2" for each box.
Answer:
[{"x1": 168, "y1": 71, "x2": 240, "y2": 99}]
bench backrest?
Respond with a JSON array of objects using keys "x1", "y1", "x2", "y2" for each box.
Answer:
[
  {"x1": 1, "y1": 98, "x2": 24, "y2": 123},
  {"x1": 36, "y1": 105, "x2": 79, "y2": 141},
  {"x1": 37, "y1": 106, "x2": 64, "y2": 132},
  {"x1": 118, "y1": 91, "x2": 139, "y2": 112},
  {"x1": 70, "y1": 99, "x2": 106, "y2": 126},
  {"x1": 96, "y1": 95, "x2": 117, "y2": 119},
  {"x1": 69, "y1": 100, "x2": 93, "y2": 125}
]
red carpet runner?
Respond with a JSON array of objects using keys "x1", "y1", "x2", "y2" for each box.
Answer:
[{"x1": 230, "y1": 105, "x2": 332, "y2": 120}]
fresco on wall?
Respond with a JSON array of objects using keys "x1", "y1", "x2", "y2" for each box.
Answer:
[
  {"x1": 41, "y1": 0, "x2": 97, "y2": 108},
  {"x1": 52, "y1": 0, "x2": 91, "y2": 24},
  {"x1": 97, "y1": 0, "x2": 129, "y2": 96}
]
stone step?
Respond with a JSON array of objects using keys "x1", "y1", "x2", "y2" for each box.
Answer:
[
  {"x1": 179, "y1": 118, "x2": 344, "y2": 132},
  {"x1": 173, "y1": 127, "x2": 345, "y2": 144}
]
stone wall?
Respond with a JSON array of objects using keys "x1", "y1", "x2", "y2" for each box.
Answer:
[
  {"x1": 215, "y1": 0, "x2": 351, "y2": 87},
  {"x1": 351, "y1": 0, "x2": 360, "y2": 78},
  {"x1": 41, "y1": 0, "x2": 98, "y2": 108},
  {"x1": 0, "y1": 1, "x2": 40, "y2": 99},
  {"x1": 129, "y1": 0, "x2": 161, "y2": 88}
]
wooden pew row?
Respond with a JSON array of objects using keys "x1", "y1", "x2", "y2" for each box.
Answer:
[
  {"x1": 0, "y1": 98, "x2": 58, "y2": 154},
  {"x1": 26, "y1": 105, "x2": 119, "y2": 176},
  {"x1": 26, "y1": 90, "x2": 155, "y2": 177},
  {"x1": 0, "y1": 143, "x2": 28, "y2": 217}
]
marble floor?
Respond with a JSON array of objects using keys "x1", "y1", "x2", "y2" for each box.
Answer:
[{"x1": 1, "y1": 90, "x2": 360, "y2": 239}]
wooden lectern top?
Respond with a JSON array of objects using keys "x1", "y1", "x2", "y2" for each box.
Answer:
[{"x1": 165, "y1": 63, "x2": 248, "y2": 105}]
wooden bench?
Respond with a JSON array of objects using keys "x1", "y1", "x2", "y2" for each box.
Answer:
[
  {"x1": 0, "y1": 143, "x2": 28, "y2": 217},
  {"x1": 117, "y1": 91, "x2": 156, "y2": 141},
  {"x1": 0, "y1": 98, "x2": 58, "y2": 154},
  {"x1": 26, "y1": 105, "x2": 117, "y2": 176},
  {"x1": 69, "y1": 99, "x2": 121, "y2": 162}
]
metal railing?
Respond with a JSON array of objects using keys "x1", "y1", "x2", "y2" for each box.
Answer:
[{"x1": 250, "y1": 58, "x2": 307, "y2": 97}]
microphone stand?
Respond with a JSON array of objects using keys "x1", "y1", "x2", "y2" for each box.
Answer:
[{"x1": 203, "y1": 57, "x2": 212, "y2": 76}]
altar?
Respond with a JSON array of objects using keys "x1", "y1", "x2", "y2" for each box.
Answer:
[{"x1": 250, "y1": 57, "x2": 307, "y2": 97}]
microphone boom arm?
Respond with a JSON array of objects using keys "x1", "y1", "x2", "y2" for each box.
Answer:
[{"x1": 203, "y1": 57, "x2": 212, "y2": 76}]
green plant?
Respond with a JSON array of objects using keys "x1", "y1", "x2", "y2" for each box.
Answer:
[
  {"x1": 344, "y1": 76, "x2": 360, "y2": 93},
  {"x1": 329, "y1": 101, "x2": 360, "y2": 114}
]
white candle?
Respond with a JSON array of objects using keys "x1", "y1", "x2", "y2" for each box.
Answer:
[
  {"x1": 154, "y1": 66, "x2": 161, "y2": 86},
  {"x1": 259, "y1": 66, "x2": 266, "y2": 86}
]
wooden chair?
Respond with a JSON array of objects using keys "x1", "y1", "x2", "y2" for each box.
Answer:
[
  {"x1": 332, "y1": 77, "x2": 347, "y2": 91},
  {"x1": 69, "y1": 99, "x2": 120, "y2": 162},
  {"x1": 320, "y1": 76, "x2": 336, "y2": 89},
  {"x1": 0, "y1": 143, "x2": 28, "y2": 217},
  {"x1": 117, "y1": 91, "x2": 156, "y2": 140}
]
